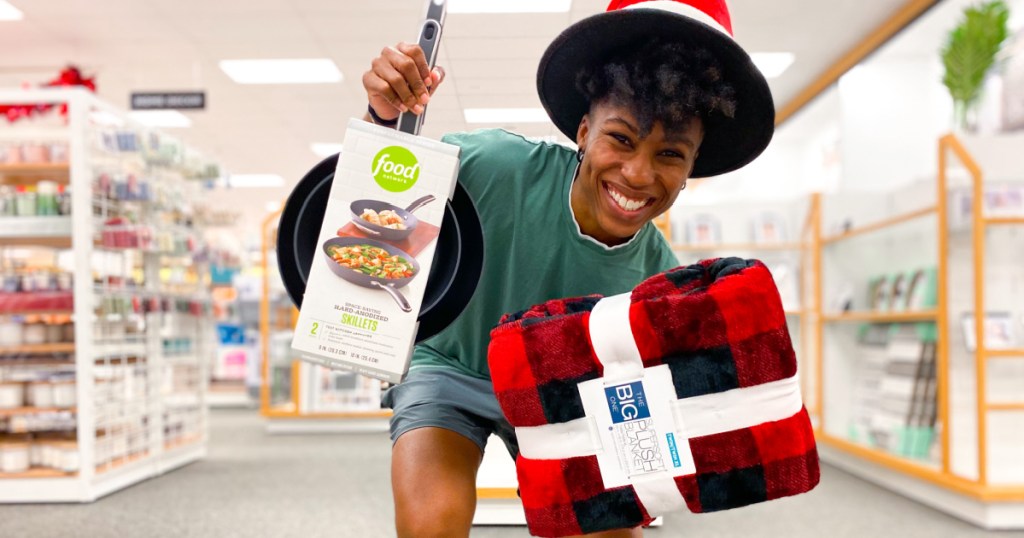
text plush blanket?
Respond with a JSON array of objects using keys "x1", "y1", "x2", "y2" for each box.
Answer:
[{"x1": 488, "y1": 258, "x2": 819, "y2": 537}]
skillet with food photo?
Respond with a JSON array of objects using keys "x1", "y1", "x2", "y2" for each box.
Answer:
[
  {"x1": 350, "y1": 194, "x2": 434, "y2": 242},
  {"x1": 322, "y1": 236, "x2": 421, "y2": 313}
]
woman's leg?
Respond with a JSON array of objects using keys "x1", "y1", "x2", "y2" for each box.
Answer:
[{"x1": 391, "y1": 426, "x2": 484, "y2": 538}]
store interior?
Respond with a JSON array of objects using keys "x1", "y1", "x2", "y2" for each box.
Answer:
[{"x1": 2, "y1": 0, "x2": 1024, "y2": 536}]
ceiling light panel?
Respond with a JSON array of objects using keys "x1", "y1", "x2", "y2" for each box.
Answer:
[
  {"x1": 448, "y1": 0, "x2": 571, "y2": 14},
  {"x1": 464, "y1": 108, "x2": 549, "y2": 124},
  {"x1": 0, "y1": 2, "x2": 23, "y2": 21},
  {"x1": 750, "y1": 52, "x2": 795, "y2": 79},
  {"x1": 129, "y1": 110, "x2": 192, "y2": 128},
  {"x1": 227, "y1": 174, "x2": 285, "y2": 188},
  {"x1": 219, "y1": 59, "x2": 342, "y2": 84},
  {"x1": 311, "y1": 143, "x2": 343, "y2": 158}
]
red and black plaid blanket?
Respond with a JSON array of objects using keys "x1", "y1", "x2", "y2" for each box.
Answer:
[{"x1": 488, "y1": 258, "x2": 819, "y2": 537}]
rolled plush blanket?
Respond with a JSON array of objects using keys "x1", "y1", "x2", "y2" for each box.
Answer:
[{"x1": 488, "y1": 258, "x2": 819, "y2": 537}]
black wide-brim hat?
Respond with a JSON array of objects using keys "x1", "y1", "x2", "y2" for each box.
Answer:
[{"x1": 536, "y1": 0, "x2": 775, "y2": 178}]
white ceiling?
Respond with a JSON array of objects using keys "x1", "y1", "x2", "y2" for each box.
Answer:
[{"x1": 0, "y1": 0, "x2": 923, "y2": 239}]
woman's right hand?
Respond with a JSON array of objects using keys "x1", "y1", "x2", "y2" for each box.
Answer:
[{"x1": 363, "y1": 42, "x2": 445, "y2": 123}]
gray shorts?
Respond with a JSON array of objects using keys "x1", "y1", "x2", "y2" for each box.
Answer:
[{"x1": 382, "y1": 367, "x2": 518, "y2": 458}]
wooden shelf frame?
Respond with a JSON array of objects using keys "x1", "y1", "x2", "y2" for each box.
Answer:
[
  {"x1": 0, "y1": 343, "x2": 76, "y2": 355},
  {"x1": 0, "y1": 163, "x2": 70, "y2": 175},
  {"x1": 817, "y1": 432, "x2": 1024, "y2": 501},
  {"x1": 0, "y1": 236, "x2": 72, "y2": 249},
  {"x1": 986, "y1": 402, "x2": 1024, "y2": 412},
  {"x1": 0, "y1": 468, "x2": 77, "y2": 479},
  {"x1": 807, "y1": 133, "x2": 1024, "y2": 506},
  {"x1": 821, "y1": 206, "x2": 937, "y2": 245},
  {"x1": 258, "y1": 208, "x2": 390, "y2": 423},
  {"x1": 0, "y1": 406, "x2": 76, "y2": 417},
  {"x1": 822, "y1": 310, "x2": 938, "y2": 323},
  {"x1": 985, "y1": 348, "x2": 1024, "y2": 359},
  {"x1": 672, "y1": 242, "x2": 805, "y2": 252},
  {"x1": 0, "y1": 309, "x2": 73, "y2": 316},
  {"x1": 477, "y1": 487, "x2": 520, "y2": 500},
  {"x1": 983, "y1": 216, "x2": 1024, "y2": 226}
]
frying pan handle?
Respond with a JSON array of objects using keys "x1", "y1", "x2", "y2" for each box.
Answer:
[
  {"x1": 371, "y1": 281, "x2": 413, "y2": 313},
  {"x1": 397, "y1": 0, "x2": 446, "y2": 136},
  {"x1": 404, "y1": 194, "x2": 436, "y2": 214}
]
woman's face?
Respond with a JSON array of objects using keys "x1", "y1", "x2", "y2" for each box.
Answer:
[{"x1": 572, "y1": 100, "x2": 703, "y2": 246}]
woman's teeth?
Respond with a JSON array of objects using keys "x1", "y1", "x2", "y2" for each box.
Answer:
[{"x1": 608, "y1": 185, "x2": 649, "y2": 212}]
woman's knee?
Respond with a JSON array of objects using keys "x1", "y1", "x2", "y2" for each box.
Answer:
[{"x1": 391, "y1": 427, "x2": 483, "y2": 538}]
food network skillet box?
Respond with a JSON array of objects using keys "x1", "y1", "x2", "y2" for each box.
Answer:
[{"x1": 291, "y1": 119, "x2": 461, "y2": 383}]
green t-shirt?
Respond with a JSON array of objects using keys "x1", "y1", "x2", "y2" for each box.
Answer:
[{"x1": 410, "y1": 129, "x2": 679, "y2": 379}]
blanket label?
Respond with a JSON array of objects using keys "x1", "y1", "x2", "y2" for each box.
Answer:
[
  {"x1": 579, "y1": 364, "x2": 694, "y2": 487},
  {"x1": 605, "y1": 382, "x2": 651, "y2": 424}
]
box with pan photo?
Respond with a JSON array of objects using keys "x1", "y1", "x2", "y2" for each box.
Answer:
[{"x1": 291, "y1": 119, "x2": 460, "y2": 383}]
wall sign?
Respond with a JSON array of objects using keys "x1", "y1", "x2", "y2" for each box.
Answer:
[{"x1": 130, "y1": 92, "x2": 205, "y2": 110}]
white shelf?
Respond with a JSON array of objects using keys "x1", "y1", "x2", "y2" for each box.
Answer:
[
  {"x1": 0, "y1": 216, "x2": 72, "y2": 237},
  {"x1": 94, "y1": 343, "x2": 147, "y2": 359},
  {"x1": 163, "y1": 354, "x2": 200, "y2": 365},
  {"x1": 0, "y1": 216, "x2": 72, "y2": 248},
  {"x1": 207, "y1": 389, "x2": 253, "y2": 409},
  {"x1": 0, "y1": 88, "x2": 214, "y2": 504},
  {"x1": 164, "y1": 394, "x2": 201, "y2": 407}
]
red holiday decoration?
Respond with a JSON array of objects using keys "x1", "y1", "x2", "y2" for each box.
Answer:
[{"x1": 1, "y1": 66, "x2": 97, "y2": 123}]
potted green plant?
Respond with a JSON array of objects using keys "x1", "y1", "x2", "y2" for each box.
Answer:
[{"x1": 940, "y1": 0, "x2": 1011, "y2": 132}]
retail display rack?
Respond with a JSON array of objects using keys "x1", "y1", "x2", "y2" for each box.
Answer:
[
  {"x1": 0, "y1": 88, "x2": 216, "y2": 502},
  {"x1": 811, "y1": 133, "x2": 1024, "y2": 528},
  {"x1": 259, "y1": 209, "x2": 390, "y2": 434}
]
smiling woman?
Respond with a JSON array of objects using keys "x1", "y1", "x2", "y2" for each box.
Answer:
[
  {"x1": 361, "y1": 1, "x2": 778, "y2": 536},
  {"x1": 569, "y1": 39, "x2": 738, "y2": 246},
  {"x1": 572, "y1": 106, "x2": 703, "y2": 246}
]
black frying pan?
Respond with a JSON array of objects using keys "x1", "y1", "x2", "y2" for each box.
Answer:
[
  {"x1": 323, "y1": 236, "x2": 421, "y2": 312},
  {"x1": 350, "y1": 194, "x2": 435, "y2": 242},
  {"x1": 278, "y1": 154, "x2": 482, "y2": 341}
]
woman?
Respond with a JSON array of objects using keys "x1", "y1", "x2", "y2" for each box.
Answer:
[{"x1": 363, "y1": 1, "x2": 775, "y2": 536}]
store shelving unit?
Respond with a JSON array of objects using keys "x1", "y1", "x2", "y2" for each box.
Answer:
[
  {"x1": 811, "y1": 133, "x2": 1024, "y2": 528},
  {"x1": 258, "y1": 208, "x2": 390, "y2": 434},
  {"x1": 0, "y1": 88, "x2": 214, "y2": 502}
]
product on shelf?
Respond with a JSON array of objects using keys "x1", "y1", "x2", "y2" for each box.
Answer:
[
  {"x1": 750, "y1": 212, "x2": 789, "y2": 244},
  {"x1": 0, "y1": 313, "x2": 75, "y2": 347},
  {"x1": 27, "y1": 381, "x2": 54, "y2": 408},
  {"x1": 0, "y1": 383, "x2": 24, "y2": 409},
  {"x1": 0, "y1": 140, "x2": 68, "y2": 166},
  {"x1": 0, "y1": 317, "x2": 20, "y2": 347},
  {"x1": 0, "y1": 182, "x2": 70, "y2": 218},
  {"x1": 684, "y1": 213, "x2": 722, "y2": 245},
  {"x1": 0, "y1": 437, "x2": 30, "y2": 473},
  {"x1": 44, "y1": 440, "x2": 80, "y2": 472},
  {"x1": 14, "y1": 186, "x2": 36, "y2": 217},
  {"x1": 51, "y1": 381, "x2": 75, "y2": 408},
  {"x1": 4, "y1": 410, "x2": 76, "y2": 434},
  {"x1": 0, "y1": 268, "x2": 74, "y2": 295},
  {"x1": 22, "y1": 322, "x2": 46, "y2": 345}
]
